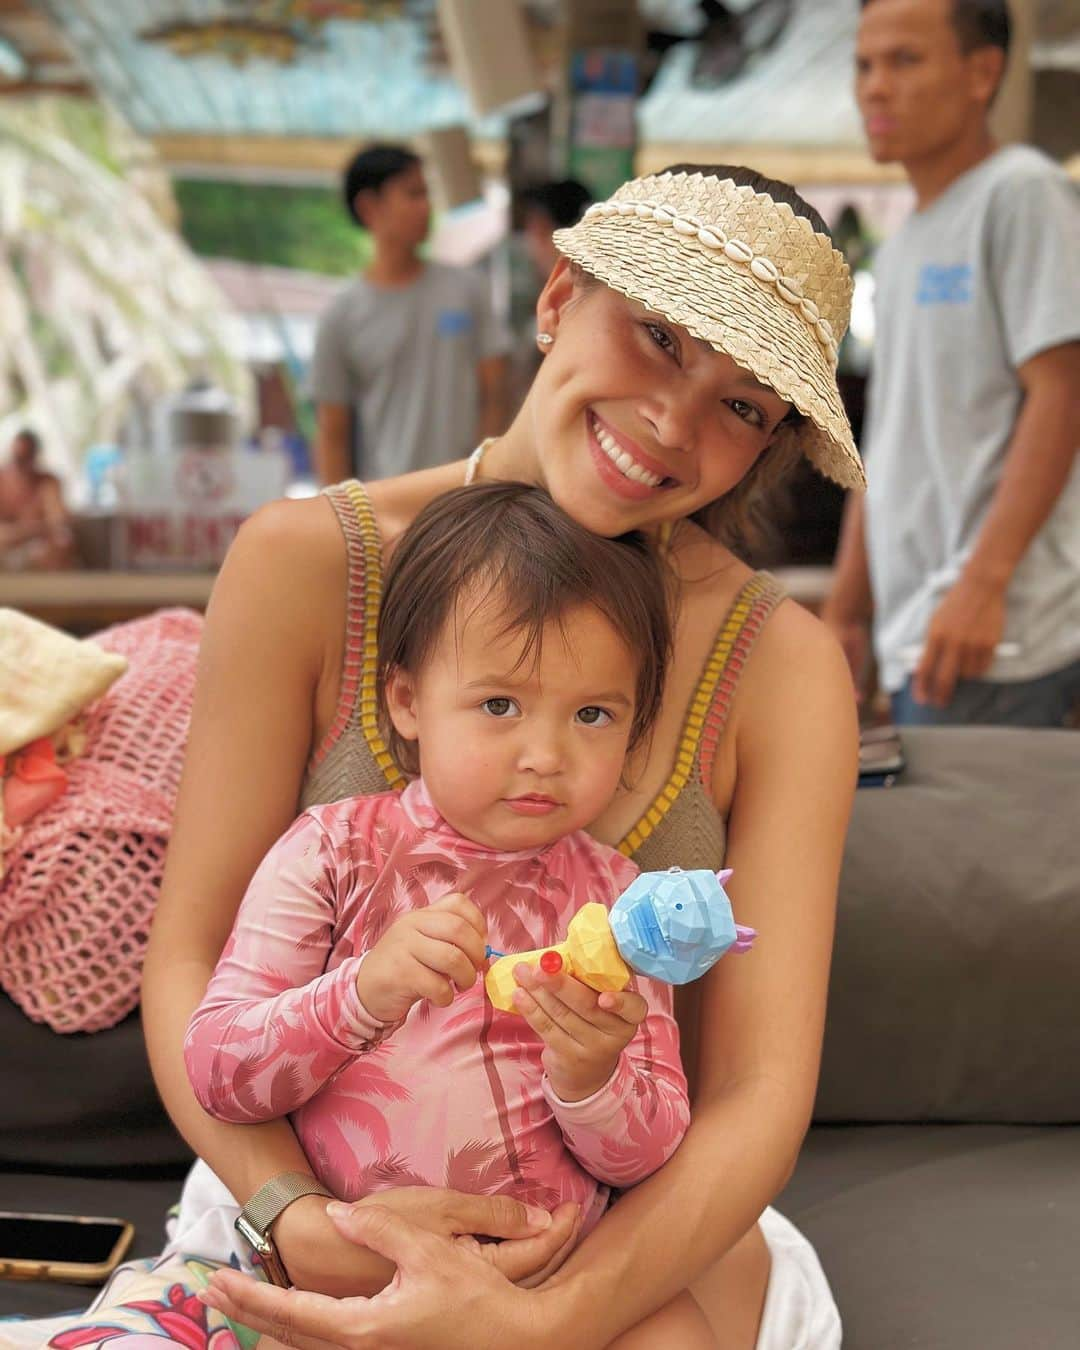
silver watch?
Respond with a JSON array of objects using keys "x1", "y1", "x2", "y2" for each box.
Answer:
[{"x1": 235, "y1": 1171, "x2": 334, "y2": 1287}]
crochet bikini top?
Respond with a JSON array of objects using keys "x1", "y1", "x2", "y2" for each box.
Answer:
[{"x1": 300, "y1": 480, "x2": 785, "y2": 877}]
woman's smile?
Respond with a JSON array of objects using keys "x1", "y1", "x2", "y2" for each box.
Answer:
[{"x1": 586, "y1": 410, "x2": 680, "y2": 501}]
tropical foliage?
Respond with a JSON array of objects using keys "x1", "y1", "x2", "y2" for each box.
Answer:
[
  {"x1": 0, "y1": 98, "x2": 252, "y2": 480},
  {"x1": 175, "y1": 178, "x2": 372, "y2": 276}
]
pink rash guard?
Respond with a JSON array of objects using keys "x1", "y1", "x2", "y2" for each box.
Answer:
[{"x1": 184, "y1": 779, "x2": 690, "y2": 1235}]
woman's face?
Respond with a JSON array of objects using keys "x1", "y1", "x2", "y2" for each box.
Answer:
[{"x1": 529, "y1": 262, "x2": 794, "y2": 537}]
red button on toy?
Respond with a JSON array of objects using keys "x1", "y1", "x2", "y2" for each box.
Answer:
[{"x1": 539, "y1": 950, "x2": 563, "y2": 975}]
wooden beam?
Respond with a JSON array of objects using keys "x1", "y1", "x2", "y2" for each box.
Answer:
[
  {"x1": 0, "y1": 79, "x2": 90, "y2": 96},
  {"x1": 143, "y1": 131, "x2": 1080, "y2": 191},
  {"x1": 0, "y1": 569, "x2": 214, "y2": 634},
  {"x1": 635, "y1": 142, "x2": 908, "y2": 185},
  {"x1": 152, "y1": 132, "x2": 507, "y2": 184}
]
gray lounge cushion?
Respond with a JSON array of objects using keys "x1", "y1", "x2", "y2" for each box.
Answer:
[
  {"x1": 0, "y1": 991, "x2": 191, "y2": 1171},
  {"x1": 782, "y1": 1124, "x2": 1080, "y2": 1350},
  {"x1": 816, "y1": 727, "x2": 1080, "y2": 1123}
]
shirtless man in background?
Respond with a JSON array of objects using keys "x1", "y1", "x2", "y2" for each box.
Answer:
[{"x1": 0, "y1": 429, "x2": 74, "y2": 569}]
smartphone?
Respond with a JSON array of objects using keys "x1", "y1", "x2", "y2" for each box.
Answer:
[
  {"x1": 858, "y1": 724, "x2": 905, "y2": 787},
  {"x1": 0, "y1": 1211, "x2": 134, "y2": 1284}
]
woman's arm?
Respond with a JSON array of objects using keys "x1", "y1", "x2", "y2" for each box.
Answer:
[{"x1": 533, "y1": 606, "x2": 859, "y2": 1344}]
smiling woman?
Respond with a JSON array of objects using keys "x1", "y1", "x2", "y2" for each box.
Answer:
[
  {"x1": 16, "y1": 163, "x2": 864, "y2": 1350},
  {"x1": 526, "y1": 165, "x2": 861, "y2": 561}
]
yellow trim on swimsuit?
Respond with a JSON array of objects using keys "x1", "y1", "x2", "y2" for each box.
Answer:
[{"x1": 341, "y1": 480, "x2": 407, "y2": 793}]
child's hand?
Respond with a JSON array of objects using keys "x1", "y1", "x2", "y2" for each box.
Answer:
[
  {"x1": 355, "y1": 892, "x2": 487, "y2": 1024},
  {"x1": 511, "y1": 963, "x2": 648, "y2": 1102}
]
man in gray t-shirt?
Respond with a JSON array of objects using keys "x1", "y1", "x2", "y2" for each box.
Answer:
[
  {"x1": 310, "y1": 144, "x2": 508, "y2": 485},
  {"x1": 826, "y1": 0, "x2": 1080, "y2": 727}
]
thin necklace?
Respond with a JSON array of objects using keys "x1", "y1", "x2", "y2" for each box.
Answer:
[
  {"x1": 463, "y1": 438, "x2": 497, "y2": 486},
  {"x1": 464, "y1": 437, "x2": 676, "y2": 556}
]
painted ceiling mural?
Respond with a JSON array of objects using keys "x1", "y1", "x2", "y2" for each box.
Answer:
[{"x1": 33, "y1": 0, "x2": 491, "y2": 138}]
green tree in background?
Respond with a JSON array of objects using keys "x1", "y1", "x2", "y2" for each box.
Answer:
[{"x1": 175, "y1": 179, "x2": 372, "y2": 275}]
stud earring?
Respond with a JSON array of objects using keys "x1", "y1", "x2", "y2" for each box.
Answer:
[{"x1": 536, "y1": 332, "x2": 554, "y2": 349}]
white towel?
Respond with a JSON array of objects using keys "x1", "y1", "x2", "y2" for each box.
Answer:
[{"x1": 757, "y1": 1206, "x2": 843, "y2": 1349}]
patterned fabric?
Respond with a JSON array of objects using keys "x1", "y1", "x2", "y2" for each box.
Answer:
[
  {"x1": 0, "y1": 608, "x2": 201, "y2": 1033},
  {"x1": 185, "y1": 779, "x2": 690, "y2": 1235}
]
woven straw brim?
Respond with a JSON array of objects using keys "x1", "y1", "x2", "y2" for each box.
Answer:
[{"x1": 553, "y1": 214, "x2": 866, "y2": 491}]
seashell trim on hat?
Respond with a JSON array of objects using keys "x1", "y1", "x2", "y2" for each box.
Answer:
[{"x1": 583, "y1": 197, "x2": 841, "y2": 365}]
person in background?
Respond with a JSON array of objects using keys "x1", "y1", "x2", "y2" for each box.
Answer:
[
  {"x1": 310, "y1": 144, "x2": 509, "y2": 486},
  {"x1": 825, "y1": 0, "x2": 1080, "y2": 727},
  {"x1": 519, "y1": 179, "x2": 594, "y2": 279},
  {"x1": 509, "y1": 180, "x2": 595, "y2": 409},
  {"x1": 0, "y1": 428, "x2": 74, "y2": 570}
]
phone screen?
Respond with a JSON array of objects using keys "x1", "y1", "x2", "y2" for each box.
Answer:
[
  {"x1": 859, "y1": 740, "x2": 904, "y2": 771},
  {"x1": 0, "y1": 1213, "x2": 130, "y2": 1266},
  {"x1": 858, "y1": 725, "x2": 905, "y2": 776}
]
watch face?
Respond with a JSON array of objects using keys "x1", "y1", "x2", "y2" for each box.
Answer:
[
  {"x1": 234, "y1": 1212, "x2": 269, "y2": 1253},
  {"x1": 234, "y1": 1213, "x2": 290, "y2": 1287},
  {"x1": 253, "y1": 1246, "x2": 292, "y2": 1288}
]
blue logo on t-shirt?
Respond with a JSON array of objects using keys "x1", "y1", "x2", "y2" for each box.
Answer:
[
  {"x1": 437, "y1": 308, "x2": 475, "y2": 337},
  {"x1": 916, "y1": 263, "x2": 973, "y2": 305}
]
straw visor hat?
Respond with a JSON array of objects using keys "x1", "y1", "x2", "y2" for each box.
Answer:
[{"x1": 552, "y1": 171, "x2": 866, "y2": 491}]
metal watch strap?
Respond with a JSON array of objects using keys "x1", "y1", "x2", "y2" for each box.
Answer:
[{"x1": 235, "y1": 1171, "x2": 334, "y2": 1287}]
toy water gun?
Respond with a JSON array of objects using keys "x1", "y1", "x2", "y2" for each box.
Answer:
[{"x1": 485, "y1": 867, "x2": 756, "y2": 1013}]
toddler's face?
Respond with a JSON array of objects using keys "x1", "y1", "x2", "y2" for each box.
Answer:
[{"x1": 386, "y1": 591, "x2": 639, "y2": 851}]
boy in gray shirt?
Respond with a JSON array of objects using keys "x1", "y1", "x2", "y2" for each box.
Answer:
[
  {"x1": 311, "y1": 144, "x2": 508, "y2": 485},
  {"x1": 826, "y1": 0, "x2": 1080, "y2": 726}
]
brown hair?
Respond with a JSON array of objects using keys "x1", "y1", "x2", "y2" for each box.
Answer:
[
  {"x1": 377, "y1": 482, "x2": 672, "y2": 775},
  {"x1": 661, "y1": 162, "x2": 831, "y2": 237}
]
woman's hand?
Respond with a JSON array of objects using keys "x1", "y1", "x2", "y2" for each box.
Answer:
[
  {"x1": 274, "y1": 1188, "x2": 579, "y2": 1297},
  {"x1": 351, "y1": 1187, "x2": 581, "y2": 1289},
  {"x1": 202, "y1": 1203, "x2": 557, "y2": 1350}
]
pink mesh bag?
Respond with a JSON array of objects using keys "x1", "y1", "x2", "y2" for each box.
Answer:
[{"x1": 0, "y1": 608, "x2": 202, "y2": 1033}]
